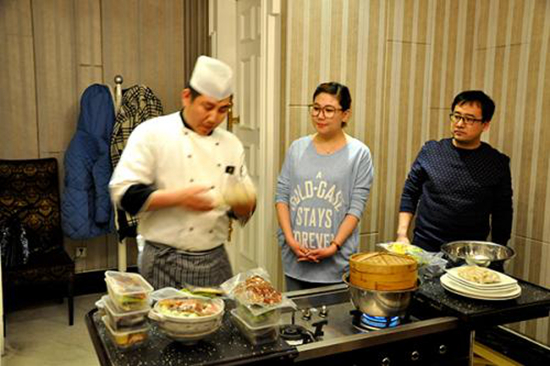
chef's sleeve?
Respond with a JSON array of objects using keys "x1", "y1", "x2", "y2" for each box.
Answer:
[{"x1": 109, "y1": 123, "x2": 156, "y2": 215}]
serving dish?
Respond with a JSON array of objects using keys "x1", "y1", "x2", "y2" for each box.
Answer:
[{"x1": 148, "y1": 297, "x2": 224, "y2": 344}]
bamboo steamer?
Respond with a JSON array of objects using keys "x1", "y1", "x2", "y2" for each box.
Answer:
[{"x1": 349, "y1": 252, "x2": 418, "y2": 291}]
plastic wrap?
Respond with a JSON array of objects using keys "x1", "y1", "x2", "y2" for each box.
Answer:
[
  {"x1": 221, "y1": 268, "x2": 296, "y2": 318},
  {"x1": 377, "y1": 242, "x2": 447, "y2": 278}
]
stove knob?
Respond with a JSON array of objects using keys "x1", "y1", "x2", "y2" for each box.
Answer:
[
  {"x1": 301, "y1": 308, "x2": 312, "y2": 321},
  {"x1": 439, "y1": 344, "x2": 447, "y2": 355},
  {"x1": 411, "y1": 350, "x2": 420, "y2": 361},
  {"x1": 319, "y1": 305, "x2": 328, "y2": 318},
  {"x1": 381, "y1": 357, "x2": 391, "y2": 366}
]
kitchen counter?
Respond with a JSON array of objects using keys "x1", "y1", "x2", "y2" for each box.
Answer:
[
  {"x1": 86, "y1": 277, "x2": 550, "y2": 366},
  {"x1": 413, "y1": 276, "x2": 550, "y2": 325},
  {"x1": 86, "y1": 308, "x2": 297, "y2": 366}
]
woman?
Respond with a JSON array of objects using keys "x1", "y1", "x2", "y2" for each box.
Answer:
[{"x1": 275, "y1": 82, "x2": 374, "y2": 291}]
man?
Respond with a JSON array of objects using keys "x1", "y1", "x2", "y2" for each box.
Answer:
[
  {"x1": 396, "y1": 90, "x2": 513, "y2": 252},
  {"x1": 110, "y1": 56, "x2": 256, "y2": 288}
]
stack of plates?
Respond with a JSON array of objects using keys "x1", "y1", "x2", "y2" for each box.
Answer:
[{"x1": 440, "y1": 266, "x2": 521, "y2": 301}]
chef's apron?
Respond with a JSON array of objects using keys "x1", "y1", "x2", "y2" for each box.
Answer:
[{"x1": 141, "y1": 241, "x2": 232, "y2": 289}]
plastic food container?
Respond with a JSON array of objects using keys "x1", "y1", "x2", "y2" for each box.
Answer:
[
  {"x1": 103, "y1": 295, "x2": 150, "y2": 331},
  {"x1": 102, "y1": 316, "x2": 149, "y2": 349},
  {"x1": 105, "y1": 271, "x2": 153, "y2": 311},
  {"x1": 148, "y1": 297, "x2": 224, "y2": 344},
  {"x1": 230, "y1": 309, "x2": 279, "y2": 345},
  {"x1": 235, "y1": 303, "x2": 280, "y2": 327}
]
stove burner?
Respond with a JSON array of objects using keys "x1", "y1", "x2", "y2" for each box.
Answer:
[
  {"x1": 361, "y1": 314, "x2": 400, "y2": 329},
  {"x1": 350, "y1": 310, "x2": 403, "y2": 331},
  {"x1": 280, "y1": 324, "x2": 315, "y2": 346}
]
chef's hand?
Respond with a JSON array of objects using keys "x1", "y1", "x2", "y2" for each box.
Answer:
[
  {"x1": 230, "y1": 199, "x2": 256, "y2": 219},
  {"x1": 300, "y1": 245, "x2": 338, "y2": 263},
  {"x1": 176, "y1": 186, "x2": 215, "y2": 211}
]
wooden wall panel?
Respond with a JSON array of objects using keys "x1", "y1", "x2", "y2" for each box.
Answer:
[
  {"x1": 0, "y1": 0, "x2": 38, "y2": 159},
  {"x1": 32, "y1": 0, "x2": 78, "y2": 156},
  {"x1": 139, "y1": 0, "x2": 185, "y2": 113},
  {"x1": 1, "y1": 0, "x2": 206, "y2": 273},
  {"x1": 283, "y1": 0, "x2": 550, "y2": 345},
  {"x1": 102, "y1": 0, "x2": 141, "y2": 89}
]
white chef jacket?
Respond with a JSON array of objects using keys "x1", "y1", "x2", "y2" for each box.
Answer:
[{"x1": 109, "y1": 111, "x2": 252, "y2": 251}]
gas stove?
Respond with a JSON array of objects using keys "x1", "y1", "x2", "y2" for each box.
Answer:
[{"x1": 280, "y1": 284, "x2": 471, "y2": 365}]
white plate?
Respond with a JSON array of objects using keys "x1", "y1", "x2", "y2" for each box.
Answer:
[
  {"x1": 444, "y1": 275, "x2": 517, "y2": 294},
  {"x1": 445, "y1": 266, "x2": 517, "y2": 289},
  {"x1": 440, "y1": 274, "x2": 521, "y2": 301},
  {"x1": 443, "y1": 275, "x2": 519, "y2": 296}
]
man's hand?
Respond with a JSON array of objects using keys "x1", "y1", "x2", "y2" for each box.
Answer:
[
  {"x1": 175, "y1": 186, "x2": 215, "y2": 211},
  {"x1": 395, "y1": 234, "x2": 411, "y2": 244},
  {"x1": 230, "y1": 199, "x2": 256, "y2": 218}
]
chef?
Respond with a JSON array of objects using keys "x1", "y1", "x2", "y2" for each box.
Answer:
[{"x1": 109, "y1": 55, "x2": 256, "y2": 289}]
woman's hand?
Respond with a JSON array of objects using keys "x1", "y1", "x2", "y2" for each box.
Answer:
[
  {"x1": 287, "y1": 239, "x2": 310, "y2": 260},
  {"x1": 298, "y1": 244, "x2": 338, "y2": 263}
]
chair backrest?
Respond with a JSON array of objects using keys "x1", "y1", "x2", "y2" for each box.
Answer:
[{"x1": 0, "y1": 158, "x2": 63, "y2": 254}]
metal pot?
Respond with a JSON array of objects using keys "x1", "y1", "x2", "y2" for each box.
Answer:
[
  {"x1": 441, "y1": 241, "x2": 515, "y2": 267},
  {"x1": 343, "y1": 273, "x2": 417, "y2": 317}
]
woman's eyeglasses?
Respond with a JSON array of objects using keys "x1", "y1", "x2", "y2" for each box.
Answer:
[
  {"x1": 309, "y1": 104, "x2": 343, "y2": 118},
  {"x1": 449, "y1": 113, "x2": 484, "y2": 125}
]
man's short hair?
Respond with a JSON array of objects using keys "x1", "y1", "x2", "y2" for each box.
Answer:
[{"x1": 452, "y1": 90, "x2": 495, "y2": 122}]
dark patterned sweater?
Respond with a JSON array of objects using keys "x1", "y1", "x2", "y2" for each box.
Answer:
[{"x1": 399, "y1": 138, "x2": 513, "y2": 251}]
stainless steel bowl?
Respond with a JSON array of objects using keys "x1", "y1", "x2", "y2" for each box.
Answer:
[
  {"x1": 441, "y1": 241, "x2": 515, "y2": 267},
  {"x1": 342, "y1": 274, "x2": 417, "y2": 317}
]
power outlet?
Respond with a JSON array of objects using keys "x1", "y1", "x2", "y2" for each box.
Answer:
[{"x1": 75, "y1": 247, "x2": 87, "y2": 259}]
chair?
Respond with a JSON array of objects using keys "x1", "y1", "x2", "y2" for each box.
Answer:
[{"x1": 0, "y1": 158, "x2": 74, "y2": 327}]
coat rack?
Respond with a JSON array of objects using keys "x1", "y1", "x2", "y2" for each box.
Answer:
[
  {"x1": 114, "y1": 75, "x2": 123, "y2": 114},
  {"x1": 113, "y1": 74, "x2": 127, "y2": 272}
]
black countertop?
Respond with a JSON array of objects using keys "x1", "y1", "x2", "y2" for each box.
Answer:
[
  {"x1": 86, "y1": 309, "x2": 297, "y2": 366},
  {"x1": 413, "y1": 276, "x2": 550, "y2": 326}
]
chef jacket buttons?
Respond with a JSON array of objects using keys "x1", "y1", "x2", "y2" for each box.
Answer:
[
  {"x1": 189, "y1": 227, "x2": 194, "y2": 232},
  {"x1": 217, "y1": 163, "x2": 222, "y2": 167},
  {"x1": 209, "y1": 229, "x2": 214, "y2": 234},
  {"x1": 215, "y1": 142, "x2": 220, "y2": 146},
  {"x1": 439, "y1": 345, "x2": 447, "y2": 354},
  {"x1": 411, "y1": 351, "x2": 420, "y2": 361},
  {"x1": 189, "y1": 179, "x2": 194, "y2": 183},
  {"x1": 184, "y1": 131, "x2": 189, "y2": 135},
  {"x1": 187, "y1": 154, "x2": 192, "y2": 158}
]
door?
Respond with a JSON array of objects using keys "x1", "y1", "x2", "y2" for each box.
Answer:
[
  {"x1": 232, "y1": 0, "x2": 262, "y2": 274},
  {"x1": 210, "y1": 0, "x2": 282, "y2": 285}
]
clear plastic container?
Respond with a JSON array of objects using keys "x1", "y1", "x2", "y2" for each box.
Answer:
[
  {"x1": 230, "y1": 309, "x2": 279, "y2": 345},
  {"x1": 105, "y1": 271, "x2": 153, "y2": 311},
  {"x1": 235, "y1": 303, "x2": 281, "y2": 327},
  {"x1": 102, "y1": 316, "x2": 149, "y2": 349},
  {"x1": 103, "y1": 295, "x2": 150, "y2": 331}
]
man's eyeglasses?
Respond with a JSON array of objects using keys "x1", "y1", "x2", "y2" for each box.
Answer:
[
  {"x1": 309, "y1": 104, "x2": 343, "y2": 118},
  {"x1": 449, "y1": 113, "x2": 484, "y2": 125}
]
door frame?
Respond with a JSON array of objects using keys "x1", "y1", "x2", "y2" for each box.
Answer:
[{"x1": 209, "y1": 0, "x2": 282, "y2": 287}]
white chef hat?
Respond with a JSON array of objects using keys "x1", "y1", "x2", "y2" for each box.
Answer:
[{"x1": 189, "y1": 55, "x2": 233, "y2": 100}]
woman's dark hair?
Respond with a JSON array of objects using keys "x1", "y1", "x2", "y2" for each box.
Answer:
[
  {"x1": 313, "y1": 82, "x2": 352, "y2": 111},
  {"x1": 451, "y1": 90, "x2": 495, "y2": 122}
]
